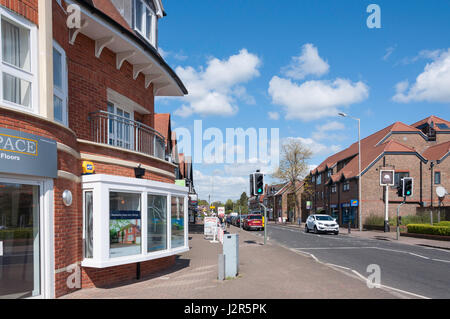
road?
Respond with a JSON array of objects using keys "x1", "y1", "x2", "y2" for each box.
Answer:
[{"x1": 250, "y1": 223, "x2": 450, "y2": 299}]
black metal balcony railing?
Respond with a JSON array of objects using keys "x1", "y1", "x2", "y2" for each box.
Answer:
[{"x1": 88, "y1": 110, "x2": 166, "y2": 160}]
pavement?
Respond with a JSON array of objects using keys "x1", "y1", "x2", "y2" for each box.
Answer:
[
  {"x1": 271, "y1": 221, "x2": 450, "y2": 250},
  {"x1": 61, "y1": 223, "x2": 405, "y2": 299}
]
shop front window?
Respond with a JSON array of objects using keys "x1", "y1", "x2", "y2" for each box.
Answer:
[
  {"x1": 0, "y1": 182, "x2": 40, "y2": 298},
  {"x1": 109, "y1": 192, "x2": 141, "y2": 258},
  {"x1": 171, "y1": 196, "x2": 184, "y2": 249},
  {"x1": 147, "y1": 194, "x2": 167, "y2": 252},
  {"x1": 84, "y1": 191, "x2": 93, "y2": 258}
]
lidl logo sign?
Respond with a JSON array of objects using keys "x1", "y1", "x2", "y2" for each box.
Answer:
[{"x1": 351, "y1": 199, "x2": 359, "y2": 207}]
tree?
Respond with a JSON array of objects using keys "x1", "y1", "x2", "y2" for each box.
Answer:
[
  {"x1": 272, "y1": 139, "x2": 312, "y2": 224},
  {"x1": 225, "y1": 199, "x2": 234, "y2": 213},
  {"x1": 239, "y1": 192, "x2": 249, "y2": 214}
]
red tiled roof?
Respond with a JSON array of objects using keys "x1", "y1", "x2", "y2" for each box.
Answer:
[
  {"x1": 91, "y1": 0, "x2": 134, "y2": 34},
  {"x1": 422, "y1": 141, "x2": 450, "y2": 162},
  {"x1": 411, "y1": 115, "x2": 450, "y2": 131},
  {"x1": 154, "y1": 113, "x2": 171, "y2": 143}
]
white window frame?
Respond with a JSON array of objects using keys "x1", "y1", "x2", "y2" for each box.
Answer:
[
  {"x1": 81, "y1": 174, "x2": 189, "y2": 269},
  {"x1": 53, "y1": 41, "x2": 68, "y2": 126},
  {"x1": 133, "y1": 0, "x2": 156, "y2": 46},
  {"x1": 107, "y1": 101, "x2": 135, "y2": 150},
  {"x1": 0, "y1": 8, "x2": 38, "y2": 114}
]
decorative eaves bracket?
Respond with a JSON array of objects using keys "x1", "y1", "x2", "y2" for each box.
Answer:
[
  {"x1": 145, "y1": 73, "x2": 163, "y2": 89},
  {"x1": 69, "y1": 19, "x2": 88, "y2": 45},
  {"x1": 133, "y1": 63, "x2": 152, "y2": 80},
  {"x1": 95, "y1": 36, "x2": 115, "y2": 58},
  {"x1": 154, "y1": 82, "x2": 171, "y2": 95},
  {"x1": 116, "y1": 51, "x2": 136, "y2": 70}
]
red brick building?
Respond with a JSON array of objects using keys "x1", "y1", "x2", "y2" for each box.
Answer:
[
  {"x1": 306, "y1": 116, "x2": 450, "y2": 228},
  {"x1": 0, "y1": 0, "x2": 189, "y2": 298}
]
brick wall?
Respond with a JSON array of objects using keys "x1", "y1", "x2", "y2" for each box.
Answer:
[
  {"x1": 0, "y1": 0, "x2": 38, "y2": 25},
  {"x1": 81, "y1": 256, "x2": 175, "y2": 289}
]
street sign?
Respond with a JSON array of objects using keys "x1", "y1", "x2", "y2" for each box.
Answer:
[
  {"x1": 380, "y1": 170, "x2": 395, "y2": 186},
  {"x1": 350, "y1": 199, "x2": 359, "y2": 207}
]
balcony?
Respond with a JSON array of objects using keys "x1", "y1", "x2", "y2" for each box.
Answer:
[{"x1": 89, "y1": 110, "x2": 166, "y2": 160}]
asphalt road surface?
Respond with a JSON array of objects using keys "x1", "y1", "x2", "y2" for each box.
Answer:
[{"x1": 249, "y1": 223, "x2": 450, "y2": 299}]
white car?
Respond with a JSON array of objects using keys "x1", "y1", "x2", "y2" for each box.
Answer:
[{"x1": 305, "y1": 214, "x2": 339, "y2": 235}]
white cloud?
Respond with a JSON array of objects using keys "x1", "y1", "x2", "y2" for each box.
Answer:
[
  {"x1": 283, "y1": 137, "x2": 341, "y2": 157},
  {"x1": 383, "y1": 46, "x2": 396, "y2": 61},
  {"x1": 194, "y1": 170, "x2": 248, "y2": 202},
  {"x1": 268, "y1": 76, "x2": 369, "y2": 121},
  {"x1": 312, "y1": 121, "x2": 346, "y2": 141},
  {"x1": 393, "y1": 48, "x2": 450, "y2": 103},
  {"x1": 174, "y1": 49, "x2": 261, "y2": 117},
  {"x1": 268, "y1": 111, "x2": 280, "y2": 120},
  {"x1": 281, "y1": 43, "x2": 329, "y2": 80}
]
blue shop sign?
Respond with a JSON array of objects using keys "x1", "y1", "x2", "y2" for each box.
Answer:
[{"x1": 351, "y1": 199, "x2": 359, "y2": 207}]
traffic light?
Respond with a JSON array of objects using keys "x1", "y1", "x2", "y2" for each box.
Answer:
[
  {"x1": 254, "y1": 172, "x2": 264, "y2": 195},
  {"x1": 403, "y1": 177, "x2": 413, "y2": 197}
]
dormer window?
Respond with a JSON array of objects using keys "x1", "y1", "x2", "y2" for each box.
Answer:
[{"x1": 134, "y1": 0, "x2": 156, "y2": 46}]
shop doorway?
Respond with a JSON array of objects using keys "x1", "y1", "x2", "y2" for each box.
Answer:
[{"x1": 0, "y1": 182, "x2": 40, "y2": 299}]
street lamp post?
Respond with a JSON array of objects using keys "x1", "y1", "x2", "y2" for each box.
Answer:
[{"x1": 339, "y1": 112, "x2": 362, "y2": 232}]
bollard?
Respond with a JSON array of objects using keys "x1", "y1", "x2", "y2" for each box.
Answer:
[
  {"x1": 348, "y1": 221, "x2": 351, "y2": 234},
  {"x1": 223, "y1": 233, "x2": 239, "y2": 278}
]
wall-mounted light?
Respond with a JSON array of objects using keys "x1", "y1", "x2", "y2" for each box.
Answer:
[
  {"x1": 134, "y1": 164, "x2": 145, "y2": 179},
  {"x1": 62, "y1": 190, "x2": 73, "y2": 207}
]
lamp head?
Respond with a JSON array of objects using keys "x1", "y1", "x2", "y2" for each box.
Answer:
[{"x1": 338, "y1": 112, "x2": 347, "y2": 117}]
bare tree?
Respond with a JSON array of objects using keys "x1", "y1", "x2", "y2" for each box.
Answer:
[{"x1": 272, "y1": 139, "x2": 312, "y2": 224}]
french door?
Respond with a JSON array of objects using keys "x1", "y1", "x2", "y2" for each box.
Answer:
[
  {"x1": 0, "y1": 179, "x2": 42, "y2": 298},
  {"x1": 108, "y1": 102, "x2": 134, "y2": 150}
]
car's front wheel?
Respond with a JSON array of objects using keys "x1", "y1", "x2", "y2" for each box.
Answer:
[
  {"x1": 305, "y1": 225, "x2": 309, "y2": 233},
  {"x1": 334, "y1": 231, "x2": 339, "y2": 235},
  {"x1": 314, "y1": 226, "x2": 318, "y2": 234}
]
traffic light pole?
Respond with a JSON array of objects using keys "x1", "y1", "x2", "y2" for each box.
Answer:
[
  {"x1": 397, "y1": 198, "x2": 406, "y2": 240},
  {"x1": 259, "y1": 200, "x2": 268, "y2": 245},
  {"x1": 384, "y1": 185, "x2": 390, "y2": 232}
]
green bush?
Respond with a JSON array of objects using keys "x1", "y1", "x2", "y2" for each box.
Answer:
[
  {"x1": 434, "y1": 221, "x2": 450, "y2": 227},
  {"x1": 407, "y1": 224, "x2": 450, "y2": 237},
  {"x1": 364, "y1": 214, "x2": 385, "y2": 226}
]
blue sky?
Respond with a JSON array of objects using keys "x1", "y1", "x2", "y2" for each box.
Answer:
[{"x1": 155, "y1": 0, "x2": 450, "y2": 202}]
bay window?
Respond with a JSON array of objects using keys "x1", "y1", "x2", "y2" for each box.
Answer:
[
  {"x1": 0, "y1": 10, "x2": 37, "y2": 112},
  {"x1": 81, "y1": 174, "x2": 188, "y2": 268}
]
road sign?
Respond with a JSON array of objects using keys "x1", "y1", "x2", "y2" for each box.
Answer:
[
  {"x1": 306, "y1": 201, "x2": 312, "y2": 209},
  {"x1": 380, "y1": 170, "x2": 395, "y2": 186}
]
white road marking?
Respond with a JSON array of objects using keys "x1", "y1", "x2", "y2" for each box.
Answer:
[
  {"x1": 431, "y1": 258, "x2": 450, "y2": 263},
  {"x1": 293, "y1": 247, "x2": 375, "y2": 250},
  {"x1": 350, "y1": 270, "x2": 430, "y2": 299},
  {"x1": 408, "y1": 252, "x2": 430, "y2": 260}
]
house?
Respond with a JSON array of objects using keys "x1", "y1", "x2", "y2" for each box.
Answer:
[
  {"x1": 0, "y1": 0, "x2": 189, "y2": 298},
  {"x1": 306, "y1": 116, "x2": 450, "y2": 228}
]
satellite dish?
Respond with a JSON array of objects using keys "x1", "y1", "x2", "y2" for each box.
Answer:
[{"x1": 436, "y1": 186, "x2": 447, "y2": 198}]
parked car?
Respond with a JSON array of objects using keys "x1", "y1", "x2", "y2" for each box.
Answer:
[
  {"x1": 243, "y1": 214, "x2": 264, "y2": 231},
  {"x1": 305, "y1": 214, "x2": 339, "y2": 235}
]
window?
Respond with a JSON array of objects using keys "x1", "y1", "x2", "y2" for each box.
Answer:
[
  {"x1": 53, "y1": 42, "x2": 67, "y2": 125},
  {"x1": 435, "y1": 172, "x2": 441, "y2": 185},
  {"x1": 331, "y1": 184, "x2": 337, "y2": 193},
  {"x1": 343, "y1": 182, "x2": 350, "y2": 192},
  {"x1": 171, "y1": 196, "x2": 185, "y2": 249},
  {"x1": 394, "y1": 172, "x2": 409, "y2": 187},
  {"x1": 147, "y1": 194, "x2": 167, "y2": 252},
  {"x1": 134, "y1": 0, "x2": 155, "y2": 44},
  {"x1": 317, "y1": 174, "x2": 321, "y2": 185},
  {"x1": 109, "y1": 192, "x2": 141, "y2": 258},
  {"x1": 0, "y1": 12, "x2": 36, "y2": 112}
]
